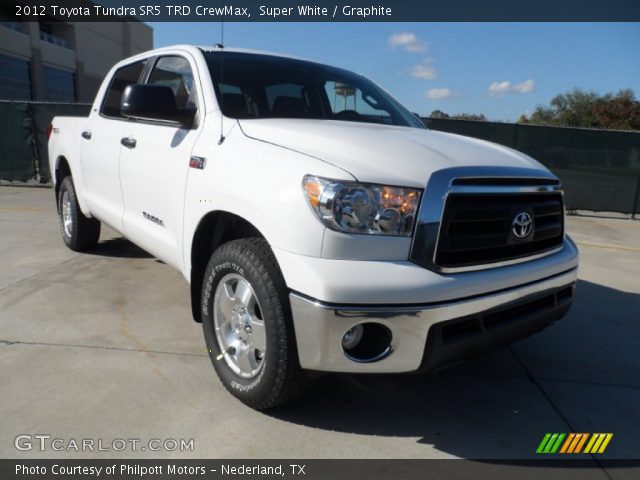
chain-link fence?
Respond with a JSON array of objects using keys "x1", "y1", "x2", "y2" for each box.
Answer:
[
  {"x1": 1, "y1": 101, "x2": 638, "y2": 215},
  {"x1": 423, "y1": 118, "x2": 640, "y2": 215},
  {"x1": 0, "y1": 101, "x2": 91, "y2": 183}
]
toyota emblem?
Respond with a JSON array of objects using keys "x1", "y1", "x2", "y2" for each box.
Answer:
[{"x1": 512, "y1": 211, "x2": 534, "y2": 239}]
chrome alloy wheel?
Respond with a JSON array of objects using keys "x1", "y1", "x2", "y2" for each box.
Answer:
[
  {"x1": 213, "y1": 273, "x2": 266, "y2": 378},
  {"x1": 61, "y1": 190, "x2": 73, "y2": 238}
]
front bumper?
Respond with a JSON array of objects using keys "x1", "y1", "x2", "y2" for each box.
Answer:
[{"x1": 290, "y1": 267, "x2": 577, "y2": 373}]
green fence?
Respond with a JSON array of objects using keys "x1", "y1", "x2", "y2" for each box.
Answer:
[
  {"x1": 0, "y1": 101, "x2": 91, "y2": 182},
  {"x1": 423, "y1": 118, "x2": 640, "y2": 215},
  {"x1": 0, "y1": 102, "x2": 35, "y2": 181},
  {"x1": 0, "y1": 101, "x2": 638, "y2": 214}
]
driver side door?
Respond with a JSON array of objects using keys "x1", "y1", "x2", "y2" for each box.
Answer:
[{"x1": 119, "y1": 54, "x2": 203, "y2": 270}]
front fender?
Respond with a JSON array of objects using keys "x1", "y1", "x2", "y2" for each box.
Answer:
[{"x1": 181, "y1": 123, "x2": 355, "y2": 280}]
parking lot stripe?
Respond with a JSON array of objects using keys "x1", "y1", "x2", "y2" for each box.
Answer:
[
  {"x1": 0, "y1": 206, "x2": 45, "y2": 212},
  {"x1": 576, "y1": 242, "x2": 640, "y2": 253}
]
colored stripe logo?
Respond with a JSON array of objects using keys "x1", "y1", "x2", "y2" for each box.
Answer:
[{"x1": 537, "y1": 433, "x2": 613, "y2": 454}]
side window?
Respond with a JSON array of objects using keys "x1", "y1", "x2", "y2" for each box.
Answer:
[
  {"x1": 324, "y1": 81, "x2": 392, "y2": 124},
  {"x1": 217, "y1": 83, "x2": 258, "y2": 118},
  {"x1": 147, "y1": 56, "x2": 197, "y2": 110},
  {"x1": 101, "y1": 60, "x2": 147, "y2": 118},
  {"x1": 265, "y1": 83, "x2": 317, "y2": 117},
  {"x1": 265, "y1": 83, "x2": 306, "y2": 110},
  {"x1": 220, "y1": 84, "x2": 242, "y2": 95}
]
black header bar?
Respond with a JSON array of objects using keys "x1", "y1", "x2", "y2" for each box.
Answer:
[{"x1": 8, "y1": 0, "x2": 640, "y2": 22}]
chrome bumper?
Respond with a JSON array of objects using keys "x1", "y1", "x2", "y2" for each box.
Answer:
[{"x1": 290, "y1": 268, "x2": 578, "y2": 373}]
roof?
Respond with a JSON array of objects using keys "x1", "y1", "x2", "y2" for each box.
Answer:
[{"x1": 198, "y1": 45, "x2": 311, "y2": 62}]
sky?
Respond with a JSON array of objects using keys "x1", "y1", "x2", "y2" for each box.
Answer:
[{"x1": 149, "y1": 22, "x2": 640, "y2": 121}]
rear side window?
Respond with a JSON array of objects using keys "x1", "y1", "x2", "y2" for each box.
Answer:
[
  {"x1": 101, "y1": 60, "x2": 147, "y2": 118},
  {"x1": 146, "y1": 56, "x2": 197, "y2": 110},
  {"x1": 265, "y1": 83, "x2": 308, "y2": 111}
]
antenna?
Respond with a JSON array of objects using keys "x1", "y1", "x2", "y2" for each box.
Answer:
[{"x1": 218, "y1": 0, "x2": 225, "y2": 145}]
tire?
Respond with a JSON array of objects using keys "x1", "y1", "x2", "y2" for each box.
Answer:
[
  {"x1": 201, "y1": 238, "x2": 310, "y2": 409},
  {"x1": 58, "y1": 176, "x2": 100, "y2": 252}
]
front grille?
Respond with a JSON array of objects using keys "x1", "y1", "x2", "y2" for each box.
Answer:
[{"x1": 435, "y1": 191, "x2": 564, "y2": 268}]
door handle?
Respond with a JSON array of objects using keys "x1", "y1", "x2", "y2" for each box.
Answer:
[
  {"x1": 120, "y1": 137, "x2": 137, "y2": 149},
  {"x1": 81, "y1": 130, "x2": 91, "y2": 140}
]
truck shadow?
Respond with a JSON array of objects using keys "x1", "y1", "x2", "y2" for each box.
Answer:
[
  {"x1": 86, "y1": 237, "x2": 153, "y2": 259},
  {"x1": 267, "y1": 280, "x2": 640, "y2": 460}
]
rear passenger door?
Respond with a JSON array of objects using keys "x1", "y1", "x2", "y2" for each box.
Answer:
[
  {"x1": 119, "y1": 54, "x2": 203, "y2": 270},
  {"x1": 81, "y1": 59, "x2": 147, "y2": 232}
]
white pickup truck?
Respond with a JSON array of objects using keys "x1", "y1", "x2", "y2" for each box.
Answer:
[{"x1": 48, "y1": 45, "x2": 579, "y2": 409}]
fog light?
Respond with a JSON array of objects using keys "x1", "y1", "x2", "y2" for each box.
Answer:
[{"x1": 341, "y1": 324, "x2": 364, "y2": 350}]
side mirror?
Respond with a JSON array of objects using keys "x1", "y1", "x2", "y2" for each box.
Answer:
[{"x1": 121, "y1": 84, "x2": 195, "y2": 128}]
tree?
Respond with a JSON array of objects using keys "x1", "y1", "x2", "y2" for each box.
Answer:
[
  {"x1": 429, "y1": 109, "x2": 450, "y2": 119},
  {"x1": 451, "y1": 113, "x2": 487, "y2": 121},
  {"x1": 593, "y1": 89, "x2": 640, "y2": 130},
  {"x1": 429, "y1": 110, "x2": 487, "y2": 121},
  {"x1": 521, "y1": 88, "x2": 640, "y2": 130}
]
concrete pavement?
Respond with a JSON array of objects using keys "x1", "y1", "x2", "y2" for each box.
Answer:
[{"x1": 1, "y1": 186, "x2": 638, "y2": 472}]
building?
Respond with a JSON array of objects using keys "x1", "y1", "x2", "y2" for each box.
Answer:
[{"x1": 0, "y1": 6, "x2": 152, "y2": 103}]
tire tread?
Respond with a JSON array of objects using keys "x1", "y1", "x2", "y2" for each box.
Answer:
[
  {"x1": 58, "y1": 176, "x2": 100, "y2": 252},
  {"x1": 203, "y1": 238, "x2": 312, "y2": 409}
]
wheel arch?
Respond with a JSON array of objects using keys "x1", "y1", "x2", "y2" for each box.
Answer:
[
  {"x1": 190, "y1": 210, "x2": 267, "y2": 323},
  {"x1": 53, "y1": 155, "x2": 92, "y2": 217},
  {"x1": 54, "y1": 155, "x2": 72, "y2": 208}
]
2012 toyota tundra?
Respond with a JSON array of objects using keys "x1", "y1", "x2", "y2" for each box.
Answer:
[{"x1": 48, "y1": 45, "x2": 579, "y2": 409}]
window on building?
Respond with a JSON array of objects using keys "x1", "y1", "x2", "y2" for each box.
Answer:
[
  {"x1": 0, "y1": 7, "x2": 27, "y2": 34},
  {"x1": 38, "y1": 21, "x2": 73, "y2": 49},
  {"x1": 101, "y1": 60, "x2": 147, "y2": 118},
  {"x1": 0, "y1": 53, "x2": 32, "y2": 100},
  {"x1": 43, "y1": 65, "x2": 75, "y2": 102},
  {"x1": 0, "y1": 20, "x2": 28, "y2": 34}
]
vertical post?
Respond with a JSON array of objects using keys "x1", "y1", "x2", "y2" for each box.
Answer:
[
  {"x1": 632, "y1": 172, "x2": 640, "y2": 220},
  {"x1": 27, "y1": 103, "x2": 43, "y2": 182},
  {"x1": 122, "y1": 22, "x2": 133, "y2": 58},
  {"x1": 27, "y1": 22, "x2": 45, "y2": 101}
]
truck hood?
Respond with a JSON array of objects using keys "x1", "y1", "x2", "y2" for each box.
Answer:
[{"x1": 238, "y1": 118, "x2": 548, "y2": 187}]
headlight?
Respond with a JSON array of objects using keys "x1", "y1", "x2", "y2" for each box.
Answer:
[{"x1": 302, "y1": 175, "x2": 421, "y2": 236}]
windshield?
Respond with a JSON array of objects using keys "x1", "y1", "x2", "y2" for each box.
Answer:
[{"x1": 203, "y1": 51, "x2": 424, "y2": 128}]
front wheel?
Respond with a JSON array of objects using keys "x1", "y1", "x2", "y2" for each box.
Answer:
[
  {"x1": 58, "y1": 176, "x2": 100, "y2": 252},
  {"x1": 201, "y1": 238, "x2": 309, "y2": 409}
]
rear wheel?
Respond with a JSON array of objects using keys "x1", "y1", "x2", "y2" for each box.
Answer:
[
  {"x1": 58, "y1": 176, "x2": 100, "y2": 252},
  {"x1": 201, "y1": 238, "x2": 310, "y2": 409}
]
